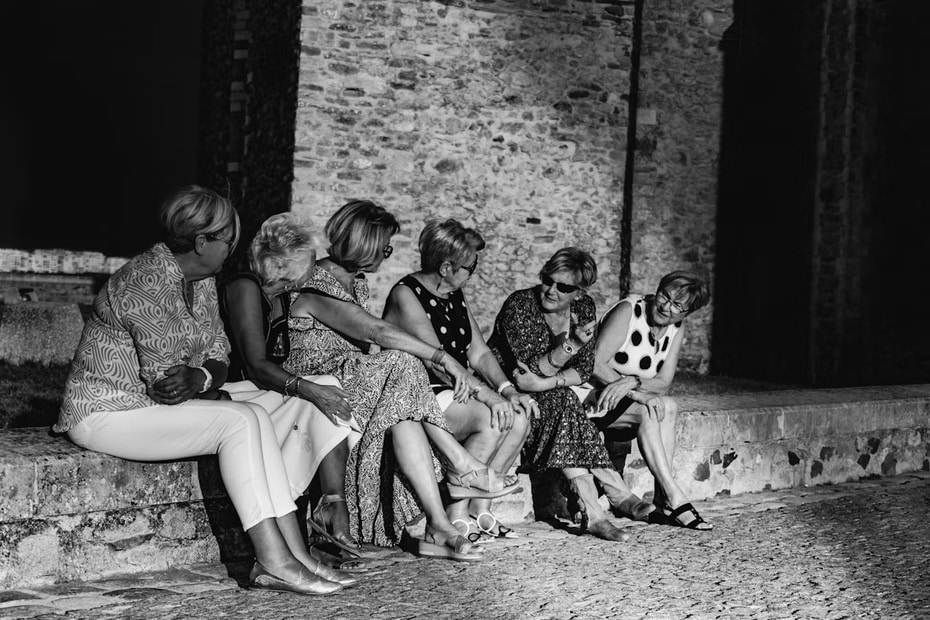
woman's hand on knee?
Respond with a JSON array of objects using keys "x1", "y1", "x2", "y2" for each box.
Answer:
[
  {"x1": 596, "y1": 376, "x2": 637, "y2": 413},
  {"x1": 645, "y1": 396, "x2": 666, "y2": 422},
  {"x1": 510, "y1": 392, "x2": 539, "y2": 420},
  {"x1": 485, "y1": 393, "x2": 515, "y2": 431},
  {"x1": 303, "y1": 382, "x2": 352, "y2": 425}
]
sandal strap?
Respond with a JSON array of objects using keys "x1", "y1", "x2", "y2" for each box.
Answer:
[
  {"x1": 472, "y1": 511, "x2": 498, "y2": 535},
  {"x1": 667, "y1": 502, "x2": 708, "y2": 529}
]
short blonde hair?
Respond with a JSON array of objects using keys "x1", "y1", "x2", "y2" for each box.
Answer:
[
  {"x1": 160, "y1": 185, "x2": 239, "y2": 253},
  {"x1": 325, "y1": 200, "x2": 399, "y2": 272},
  {"x1": 249, "y1": 213, "x2": 316, "y2": 288},
  {"x1": 657, "y1": 271, "x2": 711, "y2": 313},
  {"x1": 418, "y1": 219, "x2": 485, "y2": 272},
  {"x1": 540, "y1": 247, "x2": 598, "y2": 289}
]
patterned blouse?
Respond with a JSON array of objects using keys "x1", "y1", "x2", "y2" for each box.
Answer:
[{"x1": 55, "y1": 243, "x2": 230, "y2": 433}]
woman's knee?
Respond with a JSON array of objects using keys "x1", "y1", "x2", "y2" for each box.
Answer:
[
  {"x1": 510, "y1": 411, "x2": 531, "y2": 442},
  {"x1": 660, "y1": 396, "x2": 678, "y2": 424}
]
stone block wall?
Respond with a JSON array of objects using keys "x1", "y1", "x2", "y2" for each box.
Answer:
[
  {"x1": 631, "y1": 0, "x2": 732, "y2": 372},
  {"x1": 291, "y1": 0, "x2": 638, "y2": 331}
]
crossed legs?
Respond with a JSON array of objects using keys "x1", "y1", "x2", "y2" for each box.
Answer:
[{"x1": 438, "y1": 397, "x2": 531, "y2": 531}]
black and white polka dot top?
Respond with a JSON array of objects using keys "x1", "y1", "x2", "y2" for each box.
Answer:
[
  {"x1": 395, "y1": 275, "x2": 472, "y2": 385},
  {"x1": 600, "y1": 294, "x2": 680, "y2": 379}
]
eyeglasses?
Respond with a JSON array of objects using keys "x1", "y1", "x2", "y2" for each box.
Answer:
[
  {"x1": 655, "y1": 292, "x2": 688, "y2": 314},
  {"x1": 206, "y1": 234, "x2": 235, "y2": 251},
  {"x1": 460, "y1": 255, "x2": 479, "y2": 276},
  {"x1": 382, "y1": 244, "x2": 394, "y2": 259},
  {"x1": 540, "y1": 274, "x2": 580, "y2": 294}
]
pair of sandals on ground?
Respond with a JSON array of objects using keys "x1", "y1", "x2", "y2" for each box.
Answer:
[{"x1": 308, "y1": 466, "x2": 521, "y2": 566}]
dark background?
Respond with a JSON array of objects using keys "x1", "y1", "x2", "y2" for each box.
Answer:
[{"x1": 0, "y1": 0, "x2": 204, "y2": 256}]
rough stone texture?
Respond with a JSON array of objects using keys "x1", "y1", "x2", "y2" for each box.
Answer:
[
  {"x1": 292, "y1": 0, "x2": 636, "y2": 328},
  {"x1": 0, "y1": 428, "x2": 527, "y2": 588},
  {"x1": 0, "y1": 303, "x2": 84, "y2": 365},
  {"x1": 622, "y1": 385, "x2": 930, "y2": 500},
  {"x1": 1, "y1": 472, "x2": 929, "y2": 619},
  {"x1": 630, "y1": 0, "x2": 732, "y2": 372}
]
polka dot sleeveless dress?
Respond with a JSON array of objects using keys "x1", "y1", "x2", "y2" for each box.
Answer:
[{"x1": 601, "y1": 295, "x2": 680, "y2": 379}]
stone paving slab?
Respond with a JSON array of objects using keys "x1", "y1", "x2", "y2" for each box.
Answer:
[{"x1": 2, "y1": 470, "x2": 928, "y2": 619}]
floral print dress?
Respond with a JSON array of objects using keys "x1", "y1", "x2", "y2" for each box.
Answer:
[
  {"x1": 283, "y1": 266, "x2": 448, "y2": 547},
  {"x1": 488, "y1": 286, "x2": 614, "y2": 471}
]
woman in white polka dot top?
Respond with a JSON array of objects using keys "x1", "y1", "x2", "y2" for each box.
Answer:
[{"x1": 588, "y1": 271, "x2": 713, "y2": 530}]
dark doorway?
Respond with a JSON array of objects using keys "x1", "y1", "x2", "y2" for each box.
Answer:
[
  {"x1": 0, "y1": 0, "x2": 205, "y2": 257},
  {"x1": 712, "y1": 0, "x2": 930, "y2": 386}
]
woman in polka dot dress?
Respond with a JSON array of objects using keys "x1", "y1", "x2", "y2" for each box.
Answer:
[
  {"x1": 383, "y1": 219, "x2": 538, "y2": 542},
  {"x1": 588, "y1": 271, "x2": 713, "y2": 530}
]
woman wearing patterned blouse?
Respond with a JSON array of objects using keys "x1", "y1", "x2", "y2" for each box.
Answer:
[
  {"x1": 588, "y1": 271, "x2": 712, "y2": 530},
  {"x1": 284, "y1": 200, "x2": 518, "y2": 561},
  {"x1": 488, "y1": 248, "x2": 650, "y2": 542},
  {"x1": 55, "y1": 186, "x2": 350, "y2": 595},
  {"x1": 382, "y1": 219, "x2": 537, "y2": 542}
]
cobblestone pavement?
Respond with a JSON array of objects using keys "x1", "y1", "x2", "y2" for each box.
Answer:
[{"x1": 3, "y1": 471, "x2": 929, "y2": 620}]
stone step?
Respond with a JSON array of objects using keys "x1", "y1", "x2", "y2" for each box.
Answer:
[
  {"x1": 1, "y1": 384, "x2": 927, "y2": 588},
  {"x1": 0, "y1": 427, "x2": 531, "y2": 588},
  {"x1": 622, "y1": 384, "x2": 930, "y2": 501}
]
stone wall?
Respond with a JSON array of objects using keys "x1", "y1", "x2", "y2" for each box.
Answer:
[
  {"x1": 631, "y1": 0, "x2": 732, "y2": 372},
  {"x1": 292, "y1": 0, "x2": 638, "y2": 334}
]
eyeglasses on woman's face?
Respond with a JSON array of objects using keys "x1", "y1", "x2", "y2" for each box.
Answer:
[
  {"x1": 540, "y1": 273, "x2": 580, "y2": 294},
  {"x1": 655, "y1": 292, "x2": 688, "y2": 314},
  {"x1": 382, "y1": 244, "x2": 394, "y2": 259},
  {"x1": 459, "y1": 255, "x2": 479, "y2": 276},
  {"x1": 206, "y1": 233, "x2": 235, "y2": 252}
]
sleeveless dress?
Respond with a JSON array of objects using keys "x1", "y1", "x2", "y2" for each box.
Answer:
[
  {"x1": 581, "y1": 294, "x2": 682, "y2": 430},
  {"x1": 283, "y1": 266, "x2": 449, "y2": 547},
  {"x1": 220, "y1": 272, "x2": 289, "y2": 382},
  {"x1": 488, "y1": 287, "x2": 614, "y2": 471},
  {"x1": 219, "y1": 271, "x2": 354, "y2": 498},
  {"x1": 392, "y1": 275, "x2": 471, "y2": 393},
  {"x1": 600, "y1": 294, "x2": 680, "y2": 379}
]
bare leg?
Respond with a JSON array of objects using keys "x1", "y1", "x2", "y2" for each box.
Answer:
[
  {"x1": 313, "y1": 439, "x2": 356, "y2": 547},
  {"x1": 469, "y1": 412, "x2": 531, "y2": 529},
  {"x1": 247, "y1": 519, "x2": 342, "y2": 594},
  {"x1": 275, "y1": 512, "x2": 357, "y2": 586},
  {"x1": 563, "y1": 470, "x2": 629, "y2": 542},
  {"x1": 390, "y1": 421, "x2": 483, "y2": 555},
  {"x1": 442, "y1": 399, "x2": 507, "y2": 528}
]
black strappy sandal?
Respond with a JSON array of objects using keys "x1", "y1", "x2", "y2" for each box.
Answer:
[{"x1": 666, "y1": 502, "x2": 712, "y2": 531}]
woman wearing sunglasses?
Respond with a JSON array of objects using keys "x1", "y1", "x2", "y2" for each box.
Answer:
[
  {"x1": 585, "y1": 271, "x2": 712, "y2": 530},
  {"x1": 488, "y1": 247, "x2": 649, "y2": 542},
  {"x1": 283, "y1": 201, "x2": 519, "y2": 561},
  {"x1": 382, "y1": 219, "x2": 538, "y2": 543}
]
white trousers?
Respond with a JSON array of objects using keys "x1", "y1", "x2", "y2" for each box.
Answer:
[{"x1": 68, "y1": 376, "x2": 357, "y2": 531}]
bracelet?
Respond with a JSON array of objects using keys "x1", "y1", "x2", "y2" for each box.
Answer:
[
  {"x1": 283, "y1": 374, "x2": 299, "y2": 396},
  {"x1": 555, "y1": 372, "x2": 566, "y2": 388},
  {"x1": 496, "y1": 380, "x2": 514, "y2": 395},
  {"x1": 546, "y1": 350, "x2": 564, "y2": 370},
  {"x1": 195, "y1": 366, "x2": 213, "y2": 393},
  {"x1": 431, "y1": 347, "x2": 446, "y2": 364}
]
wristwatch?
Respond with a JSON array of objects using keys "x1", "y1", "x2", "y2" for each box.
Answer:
[{"x1": 561, "y1": 340, "x2": 577, "y2": 355}]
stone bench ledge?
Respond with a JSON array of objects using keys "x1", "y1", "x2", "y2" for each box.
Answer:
[{"x1": 0, "y1": 429, "x2": 214, "y2": 523}]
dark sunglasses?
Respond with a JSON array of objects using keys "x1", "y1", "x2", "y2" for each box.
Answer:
[
  {"x1": 540, "y1": 274, "x2": 580, "y2": 294},
  {"x1": 382, "y1": 244, "x2": 394, "y2": 259}
]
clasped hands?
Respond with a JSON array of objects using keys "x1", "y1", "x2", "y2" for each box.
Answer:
[{"x1": 150, "y1": 364, "x2": 208, "y2": 405}]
